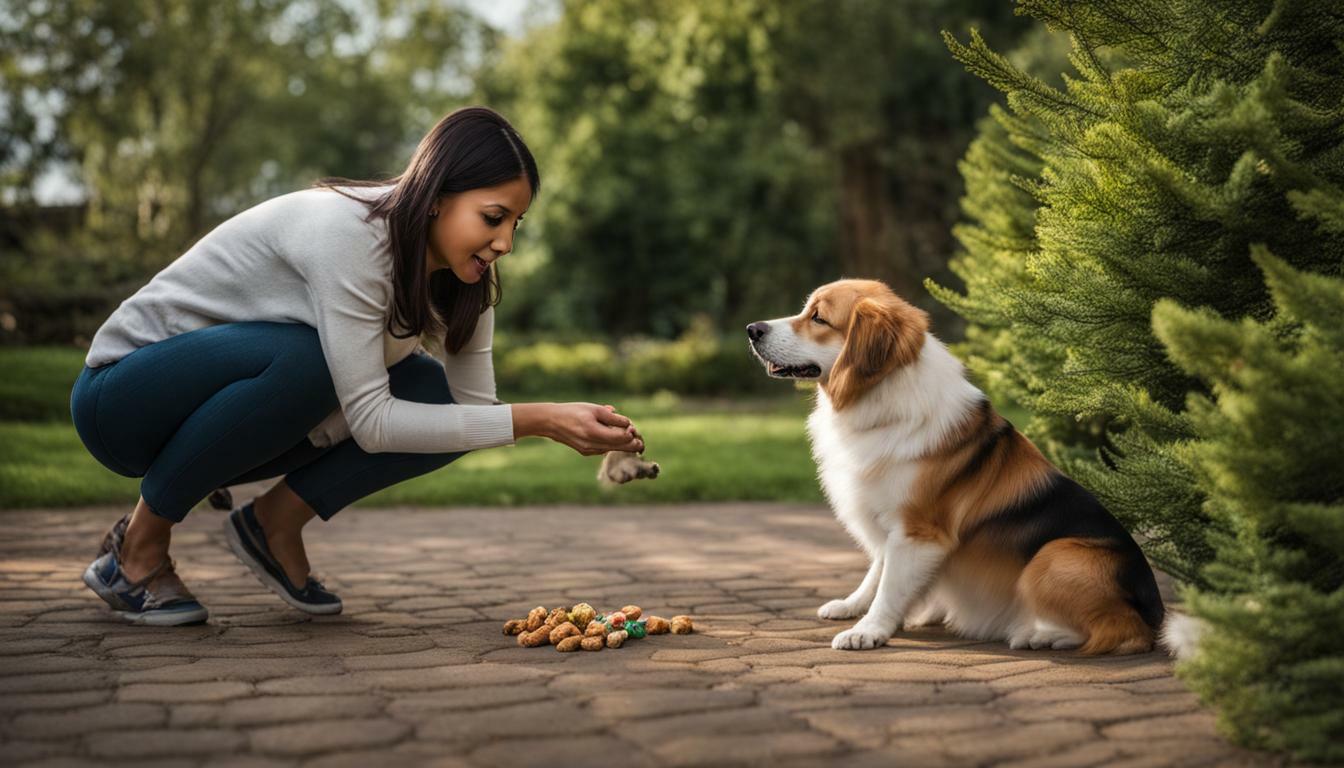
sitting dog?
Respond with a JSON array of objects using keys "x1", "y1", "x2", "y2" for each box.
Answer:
[{"x1": 747, "y1": 279, "x2": 1165, "y2": 653}]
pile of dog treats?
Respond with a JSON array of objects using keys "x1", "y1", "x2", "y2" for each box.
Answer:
[{"x1": 503, "y1": 603, "x2": 692, "y2": 652}]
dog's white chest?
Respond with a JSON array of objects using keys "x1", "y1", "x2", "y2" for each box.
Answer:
[{"x1": 808, "y1": 409, "x2": 922, "y2": 528}]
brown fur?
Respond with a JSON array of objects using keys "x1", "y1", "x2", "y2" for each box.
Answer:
[
  {"x1": 809, "y1": 282, "x2": 928, "y2": 411},
  {"x1": 1018, "y1": 539, "x2": 1155, "y2": 654}
]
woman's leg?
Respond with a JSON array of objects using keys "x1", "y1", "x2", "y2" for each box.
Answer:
[
  {"x1": 71, "y1": 322, "x2": 340, "y2": 580},
  {"x1": 241, "y1": 352, "x2": 469, "y2": 584}
]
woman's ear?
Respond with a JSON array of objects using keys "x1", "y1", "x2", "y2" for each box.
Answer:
[{"x1": 825, "y1": 297, "x2": 928, "y2": 410}]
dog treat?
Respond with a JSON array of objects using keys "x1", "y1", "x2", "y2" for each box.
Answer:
[
  {"x1": 568, "y1": 602, "x2": 597, "y2": 630},
  {"x1": 508, "y1": 602, "x2": 692, "y2": 655},
  {"x1": 518, "y1": 627, "x2": 549, "y2": 647},
  {"x1": 549, "y1": 621, "x2": 580, "y2": 645},
  {"x1": 525, "y1": 606, "x2": 548, "y2": 631},
  {"x1": 599, "y1": 451, "x2": 661, "y2": 485}
]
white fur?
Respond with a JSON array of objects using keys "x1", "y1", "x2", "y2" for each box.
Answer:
[
  {"x1": 1159, "y1": 611, "x2": 1207, "y2": 660},
  {"x1": 804, "y1": 333, "x2": 1020, "y2": 649}
]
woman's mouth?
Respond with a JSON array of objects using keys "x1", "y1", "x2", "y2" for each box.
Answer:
[{"x1": 472, "y1": 255, "x2": 490, "y2": 275}]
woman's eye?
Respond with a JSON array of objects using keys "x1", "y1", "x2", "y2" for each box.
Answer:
[
  {"x1": 811, "y1": 312, "x2": 827, "y2": 326},
  {"x1": 483, "y1": 214, "x2": 504, "y2": 227}
]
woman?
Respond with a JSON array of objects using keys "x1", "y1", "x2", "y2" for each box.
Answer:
[{"x1": 71, "y1": 107, "x2": 643, "y2": 626}]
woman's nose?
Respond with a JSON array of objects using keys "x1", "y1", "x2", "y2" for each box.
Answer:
[{"x1": 492, "y1": 233, "x2": 512, "y2": 255}]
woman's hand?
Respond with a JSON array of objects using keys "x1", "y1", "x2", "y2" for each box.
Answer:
[{"x1": 511, "y1": 403, "x2": 644, "y2": 456}]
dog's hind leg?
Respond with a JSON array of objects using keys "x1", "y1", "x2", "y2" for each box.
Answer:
[{"x1": 905, "y1": 594, "x2": 947, "y2": 628}]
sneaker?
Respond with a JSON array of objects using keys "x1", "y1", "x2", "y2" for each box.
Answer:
[
  {"x1": 224, "y1": 502, "x2": 342, "y2": 615},
  {"x1": 83, "y1": 519, "x2": 209, "y2": 626}
]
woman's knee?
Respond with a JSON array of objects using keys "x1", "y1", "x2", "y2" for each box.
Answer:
[{"x1": 388, "y1": 354, "x2": 455, "y2": 405}]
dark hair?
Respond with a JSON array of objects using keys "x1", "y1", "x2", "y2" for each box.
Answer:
[{"x1": 315, "y1": 106, "x2": 540, "y2": 354}]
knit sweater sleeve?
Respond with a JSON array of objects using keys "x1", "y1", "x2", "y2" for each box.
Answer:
[
  {"x1": 437, "y1": 305, "x2": 503, "y2": 406},
  {"x1": 283, "y1": 208, "x2": 514, "y2": 454}
]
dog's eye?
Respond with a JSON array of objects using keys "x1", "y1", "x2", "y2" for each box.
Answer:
[{"x1": 811, "y1": 311, "x2": 828, "y2": 326}]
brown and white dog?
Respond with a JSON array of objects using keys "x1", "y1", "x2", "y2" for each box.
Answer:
[{"x1": 747, "y1": 279, "x2": 1168, "y2": 653}]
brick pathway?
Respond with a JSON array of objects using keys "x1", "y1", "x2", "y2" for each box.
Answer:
[{"x1": 0, "y1": 502, "x2": 1277, "y2": 767}]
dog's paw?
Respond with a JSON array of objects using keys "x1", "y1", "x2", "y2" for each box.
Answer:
[
  {"x1": 831, "y1": 622, "x2": 892, "y2": 650},
  {"x1": 817, "y1": 599, "x2": 862, "y2": 620}
]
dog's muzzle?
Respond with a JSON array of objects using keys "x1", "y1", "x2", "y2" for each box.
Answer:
[{"x1": 746, "y1": 322, "x2": 822, "y2": 379}]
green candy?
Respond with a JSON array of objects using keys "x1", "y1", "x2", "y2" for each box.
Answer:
[{"x1": 626, "y1": 620, "x2": 647, "y2": 639}]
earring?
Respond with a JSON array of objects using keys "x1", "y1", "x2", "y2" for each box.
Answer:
[{"x1": 429, "y1": 210, "x2": 438, "y2": 218}]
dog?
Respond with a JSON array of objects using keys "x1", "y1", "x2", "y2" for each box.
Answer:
[{"x1": 747, "y1": 279, "x2": 1166, "y2": 653}]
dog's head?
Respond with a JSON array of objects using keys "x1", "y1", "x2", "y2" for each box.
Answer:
[{"x1": 746, "y1": 279, "x2": 928, "y2": 410}]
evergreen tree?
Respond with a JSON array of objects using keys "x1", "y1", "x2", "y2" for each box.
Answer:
[
  {"x1": 934, "y1": 0, "x2": 1344, "y2": 585},
  {"x1": 935, "y1": 0, "x2": 1344, "y2": 759},
  {"x1": 1153, "y1": 249, "x2": 1344, "y2": 761}
]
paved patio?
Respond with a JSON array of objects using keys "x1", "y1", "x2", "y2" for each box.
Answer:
[{"x1": 0, "y1": 501, "x2": 1276, "y2": 767}]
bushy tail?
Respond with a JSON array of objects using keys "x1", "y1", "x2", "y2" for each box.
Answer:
[{"x1": 1159, "y1": 611, "x2": 1208, "y2": 661}]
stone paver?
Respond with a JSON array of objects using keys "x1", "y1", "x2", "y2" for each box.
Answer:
[{"x1": 0, "y1": 502, "x2": 1279, "y2": 766}]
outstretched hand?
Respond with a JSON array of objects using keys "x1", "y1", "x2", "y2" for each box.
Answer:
[{"x1": 513, "y1": 402, "x2": 643, "y2": 456}]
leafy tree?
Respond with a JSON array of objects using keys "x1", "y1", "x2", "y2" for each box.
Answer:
[
  {"x1": 478, "y1": 0, "x2": 834, "y2": 337},
  {"x1": 478, "y1": 0, "x2": 1030, "y2": 337},
  {"x1": 1, "y1": 0, "x2": 482, "y2": 340}
]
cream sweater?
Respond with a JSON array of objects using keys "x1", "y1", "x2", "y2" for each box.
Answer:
[{"x1": 84, "y1": 185, "x2": 515, "y2": 454}]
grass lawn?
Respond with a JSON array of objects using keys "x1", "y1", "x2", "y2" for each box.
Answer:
[{"x1": 0, "y1": 346, "x2": 824, "y2": 509}]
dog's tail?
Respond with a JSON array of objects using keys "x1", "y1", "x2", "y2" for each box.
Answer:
[{"x1": 1159, "y1": 610, "x2": 1208, "y2": 661}]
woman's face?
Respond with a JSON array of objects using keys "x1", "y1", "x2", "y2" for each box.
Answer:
[{"x1": 427, "y1": 176, "x2": 533, "y2": 283}]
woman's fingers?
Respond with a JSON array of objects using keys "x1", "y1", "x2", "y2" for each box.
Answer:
[{"x1": 594, "y1": 405, "x2": 632, "y2": 429}]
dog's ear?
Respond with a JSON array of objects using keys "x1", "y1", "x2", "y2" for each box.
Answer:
[{"x1": 826, "y1": 297, "x2": 927, "y2": 410}]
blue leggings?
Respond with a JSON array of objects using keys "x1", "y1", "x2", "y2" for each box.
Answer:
[{"x1": 70, "y1": 322, "x2": 466, "y2": 523}]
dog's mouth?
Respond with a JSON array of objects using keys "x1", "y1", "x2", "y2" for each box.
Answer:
[
  {"x1": 750, "y1": 341, "x2": 821, "y2": 380},
  {"x1": 766, "y1": 360, "x2": 822, "y2": 379}
]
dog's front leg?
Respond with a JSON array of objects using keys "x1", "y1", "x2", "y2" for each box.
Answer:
[
  {"x1": 832, "y1": 534, "x2": 945, "y2": 650},
  {"x1": 818, "y1": 514, "x2": 886, "y2": 619},
  {"x1": 818, "y1": 554, "x2": 882, "y2": 619}
]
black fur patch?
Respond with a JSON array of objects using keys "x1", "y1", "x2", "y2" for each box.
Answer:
[{"x1": 965, "y1": 472, "x2": 1165, "y2": 629}]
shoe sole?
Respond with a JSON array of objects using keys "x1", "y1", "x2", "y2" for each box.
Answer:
[
  {"x1": 81, "y1": 562, "x2": 209, "y2": 627},
  {"x1": 223, "y1": 516, "x2": 342, "y2": 616}
]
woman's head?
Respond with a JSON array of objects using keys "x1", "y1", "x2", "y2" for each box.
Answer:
[{"x1": 318, "y1": 106, "x2": 539, "y2": 353}]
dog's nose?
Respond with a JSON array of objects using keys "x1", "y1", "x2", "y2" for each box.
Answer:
[{"x1": 746, "y1": 322, "x2": 768, "y2": 342}]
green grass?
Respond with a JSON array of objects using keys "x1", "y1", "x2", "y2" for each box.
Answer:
[
  {"x1": 0, "y1": 344, "x2": 824, "y2": 508},
  {"x1": 0, "y1": 346, "x2": 87, "y2": 421}
]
